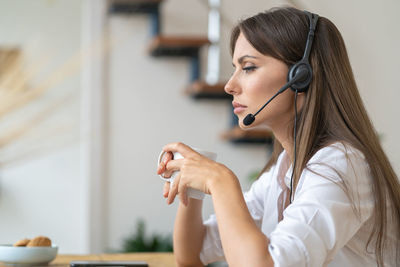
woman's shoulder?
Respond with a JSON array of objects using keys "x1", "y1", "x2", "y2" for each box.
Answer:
[
  {"x1": 308, "y1": 141, "x2": 366, "y2": 166},
  {"x1": 302, "y1": 141, "x2": 370, "y2": 187}
]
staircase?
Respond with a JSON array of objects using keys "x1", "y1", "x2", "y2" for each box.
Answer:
[{"x1": 108, "y1": 0, "x2": 273, "y2": 145}]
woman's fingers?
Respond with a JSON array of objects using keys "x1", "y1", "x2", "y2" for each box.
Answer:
[
  {"x1": 167, "y1": 173, "x2": 181, "y2": 204},
  {"x1": 160, "y1": 158, "x2": 184, "y2": 178},
  {"x1": 157, "y1": 151, "x2": 173, "y2": 175},
  {"x1": 165, "y1": 159, "x2": 183, "y2": 172},
  {"x1": 166, "y1": 173, "x2": 188, "y2": 206},
  {"x1": 162, "y1": 142, "x2": 197, "y2": 158},
  {"x1": 163, "y1": 182, "x2": 170, "y2": 198}
]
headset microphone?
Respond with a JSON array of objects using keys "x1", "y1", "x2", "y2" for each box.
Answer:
[{"x1": 243, "y1": 67, "x2": 309, "y2": 126}]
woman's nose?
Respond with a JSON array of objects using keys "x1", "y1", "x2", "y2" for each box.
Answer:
[{"x1": 224, "y1": 75, "x2": 240, "y2": 95}]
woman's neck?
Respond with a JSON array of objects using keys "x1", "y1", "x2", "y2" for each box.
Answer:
[{"x1": 270, "y1": 123, "x2": 294, "y2": 163}]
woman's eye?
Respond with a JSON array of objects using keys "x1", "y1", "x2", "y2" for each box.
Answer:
[{"x1": 242, "y1": 66, "x2": 257, "y2": 73}]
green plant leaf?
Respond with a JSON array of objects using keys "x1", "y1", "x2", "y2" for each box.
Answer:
[{"x1": 122, "y1": 218, "x2": 173, "y2": 252}]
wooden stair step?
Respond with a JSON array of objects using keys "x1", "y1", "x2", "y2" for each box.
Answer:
[
  {"x1": 109, "y1": 0, "x2": 163, "y2": 14},
  {"x1": 148, "y1": 35, "x2": 210, "y2": 57},
  {"x1": 221, "y1": 126, "x2": 274, "y2": 144},
  {"x1": 185, "y1": 81, "x2": 231, "y2": 100}
]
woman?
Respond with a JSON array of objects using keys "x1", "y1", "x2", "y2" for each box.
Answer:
[{"x1": 156, "y1": 7, "x2": 400, "y2": 267}]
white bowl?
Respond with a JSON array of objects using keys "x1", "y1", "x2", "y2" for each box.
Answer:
[{"x1": 0, "y1": 245, "x2": 58, "y2": 266}]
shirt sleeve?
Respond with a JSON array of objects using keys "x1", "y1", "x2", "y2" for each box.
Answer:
[
  {"x1": 200, "y1": 166, "x2": 275, "y2": 265},
  {"x1": 268, "y1": 144, "x2": 374, "y2": 267}
]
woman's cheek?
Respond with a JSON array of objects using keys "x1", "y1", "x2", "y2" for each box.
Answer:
[{"x1": 247, "y1": 81, "x2": 272, "y2": 107}]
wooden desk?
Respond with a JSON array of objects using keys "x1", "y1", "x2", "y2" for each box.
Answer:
[{"x1": 1, "y1": 253, "x2": 176, "y2": 267}]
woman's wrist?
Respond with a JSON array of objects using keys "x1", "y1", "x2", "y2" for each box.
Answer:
[{"x1": 207, "y1": 165, "x2": 238, "y2": 195}]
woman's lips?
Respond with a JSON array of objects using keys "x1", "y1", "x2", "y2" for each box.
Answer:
[
  {"x1": 234, "y1": 107, "x2": 246, "y2": 114},
  {"x1": 232, "y1": 101, "x2": 247, "y2": 114}
]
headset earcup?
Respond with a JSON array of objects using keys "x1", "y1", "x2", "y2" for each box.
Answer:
[{"x1": 288, "y1": 62, "x2": 312, "y2": 92}]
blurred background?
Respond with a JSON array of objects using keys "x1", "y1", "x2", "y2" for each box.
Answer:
[{"x1": 0, "y1": 0, "x2": 398, "y2": 255}]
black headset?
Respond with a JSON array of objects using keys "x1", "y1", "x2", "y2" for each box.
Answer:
[{"x1": 287, "y1": 11, "x2": 319, "y2": 92}]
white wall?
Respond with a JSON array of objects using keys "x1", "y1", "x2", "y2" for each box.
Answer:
[
  {"x1": 0, "y1": 0, "x2": 398, "y2": 255},
  {"x1": 0, "y1": 0, "x2": 85, "y2": 253}
]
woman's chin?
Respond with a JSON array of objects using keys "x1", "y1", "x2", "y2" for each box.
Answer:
[
  {"x1": 238, "y1": 121, "x2": 253, "y2": 130},
  {"x1": 238, "y1": 119, "x2": 271, "y2": 131}
]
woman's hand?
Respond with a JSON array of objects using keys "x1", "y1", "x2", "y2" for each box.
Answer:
[
  {"x1": 157, "y1": 142, "x2": 233, "y2": 206},
  {"x1": 157, "y1": 151, "x2": 174, "y2": 198}
]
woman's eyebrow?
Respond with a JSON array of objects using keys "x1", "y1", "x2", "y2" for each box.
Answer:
[
  {"x1": 232, "y1": 55, "x2": 258, "y2": 66},
  {"x1": 237, "y1": 55, "x2": 258, "y2": 64}
]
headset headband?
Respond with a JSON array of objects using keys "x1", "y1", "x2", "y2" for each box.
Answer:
[{"x1": 302, "y1": 11, "x2": 319, "y2": 63}]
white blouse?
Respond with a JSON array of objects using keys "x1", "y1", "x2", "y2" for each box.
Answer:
[{"x1": 199, "y1": 143, "x2": 395, "y2": 266}]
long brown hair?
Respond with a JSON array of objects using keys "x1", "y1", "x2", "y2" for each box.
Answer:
[{"x1": 230, "y1": 7, "x2": 400, "y2": 266}]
